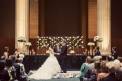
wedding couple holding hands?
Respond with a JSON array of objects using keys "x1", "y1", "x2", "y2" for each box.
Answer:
[{"x1": 29, "y1": 42, "x2": 67, "y2": 80}]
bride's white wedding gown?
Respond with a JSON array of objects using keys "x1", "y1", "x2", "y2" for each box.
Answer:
[{"x1": 29, "y1": 48, "x2": 61, "y2": 80}]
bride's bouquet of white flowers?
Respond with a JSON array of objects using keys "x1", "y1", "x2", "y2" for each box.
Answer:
[{"x1": 94, "y1": 36, "x2": 103, "y2": 42}]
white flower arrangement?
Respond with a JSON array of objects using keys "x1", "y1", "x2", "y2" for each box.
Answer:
[
  {"x1": 17, "y1": 36, "x2": 26, "y2": 42},
  {"x1": 94, "y1": 36, "x2": 103, "y2": 42},
  {"x1": 87, "y1": 42, "x2": 95, "y2": 46},
  {"x1": 25, "y1": 42, "x2": 31, "y2": 46}
]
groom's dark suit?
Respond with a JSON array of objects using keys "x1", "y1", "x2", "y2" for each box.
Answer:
[
  {"x1": 54, "y1": 43, "x2": 67, "y2": 73},
  {"x1": 60, "y1": 45, "x2": 67, "y2": 73}
]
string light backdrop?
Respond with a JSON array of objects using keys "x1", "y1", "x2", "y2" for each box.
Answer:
[{"x1": 36, "y1": 36, "x2": 85, "y2": 55}]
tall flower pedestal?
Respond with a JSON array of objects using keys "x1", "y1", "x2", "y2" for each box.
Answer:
[
  {"x1": 94, "y1": 36, "x2": 103, "y2": 53},
  {"x1": 87, "y1": 42, "x2": 95, "y2": 56},
  {"x1": 17, "y1": 37, "x2": 26, "y2": 53},
  {"x1": 25, "y1": 42, "x2": 31, "y2": 55}
]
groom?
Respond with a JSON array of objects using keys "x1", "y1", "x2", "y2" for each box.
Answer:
[
  {"x1": 54, "y1": 41, "x2": 68, "y2": 73},
  {"x1": 59, "y1": 42, "x2": 67, "y2": 73}
]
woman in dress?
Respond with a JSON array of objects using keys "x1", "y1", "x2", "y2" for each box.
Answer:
[
  {"x1": 29, "y1": 47, "x2": 61, "y2": 80},
  {"x1": 2, "y1": 46, "x2": 9, "y2": 60}
]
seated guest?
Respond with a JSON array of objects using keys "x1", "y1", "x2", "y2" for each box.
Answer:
[
  {"x1": 14, "y1": 48, "x2": 20, "y2": 59},
  {"x1": 93, "y1": 55, "x2": 102, "y2": 63},
  {"x1": 14, "y1": 58, "x2": 27, "y2": 81},
  {"x1": 111, "y1": 47, "x2": 118, "y2": 59},
  {"x1": 83, "y1": 58, "x2": 97, "y2": 81},
  {"x1": 0, "y1": 61, "x2": 10, "y2": 81},
  {"x1": 0, "y1": 56, "x2": 6, "y2": 63},
  {"x1": 5, "y1": 59, "x2": 16, "y2": 81},
  {"x1": 97, "y1": 68, "x2": 115, "y2": 81},
  {"x1": 107, "y1": 56, "x2": 114, "y2": 61},
  {"x1": 94, "y1": 61, "x2": 101, "y2": 73},
  {"x1": 18, "y1": 53, "x2": 25, "y2": 60},
  {"x1": 97, "y1": 61, "x2": 119, "y2": 81},
  {"x1": 97, "y1": 61, "x2": 110, "y2": 81},
  {"x1": 80, "y1": 56, "x2": 94, "y2": 81},
  {"x1": 2, "y1": 46, "x2": 9, "y2": 60},
  {"x1": 116, "y1": 67, "x2": 122, "y2": 81},
  {"x1": 14, "y1": 48, "x2": 25, "y2": 60}
]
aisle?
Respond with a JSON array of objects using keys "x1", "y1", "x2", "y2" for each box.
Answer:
[
  {"x1": 28, "y1": 70, "x2": 80, "y2": 81},
  {"x1": 29, "y1": 78, "x2": 80, "y2": 81}
]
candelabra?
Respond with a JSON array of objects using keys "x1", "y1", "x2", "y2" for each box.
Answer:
[{"x1": 87, "y1": 42, "x2": 95, "y2": 56}]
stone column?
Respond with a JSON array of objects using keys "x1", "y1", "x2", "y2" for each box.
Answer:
[
  {"x1": 97, "y1": 0, "x2": 111, "y2": 55},
  {"x1": 29, "y1": 0, "x2": 39, "y2": 38},
  {"x1": 15, "y1": 0, "x2": 29, "y2": 53}
]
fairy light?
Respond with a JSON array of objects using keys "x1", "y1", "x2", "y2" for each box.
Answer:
[{"x1": 37, "y1": 36, "x2": 85, "y2": 51}]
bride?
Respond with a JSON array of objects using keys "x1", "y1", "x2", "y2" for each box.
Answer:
[{"x1": 29, "y1": 47, "x2": 61, "y2": 80}]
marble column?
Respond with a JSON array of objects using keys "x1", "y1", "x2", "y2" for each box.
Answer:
[
  {"x1": 29, "y1": 0, "x2": 39, "y2": 38},
  {"x1": 15, "y1": 0, "x2": 29, "y2": 53},
  {"x1": 97, "y1": 0, "x2": 111, "y2": 55}
]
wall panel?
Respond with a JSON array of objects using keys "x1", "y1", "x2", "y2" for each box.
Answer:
[{"x1": 0, "y1": 0, "x2": 15, "y2": 54}]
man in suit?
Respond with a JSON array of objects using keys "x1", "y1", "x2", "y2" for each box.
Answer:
[
  {"x1": 59, "y1": 42, "x2": 67, "y2": 73},
  {"x1": 94, "y1": 47, "x2": 101, "y2": 56},
  {"x1": 111, "y1": 47, "x2": 118, "y2": 59},
  {"x1": 0, "y1": 60, "x2": 10, "y2": 81},
  {"x1": 14, "y1": 58, "x2": 27, "y2": 81},
  {"x1": 54, "y1": 43, "x2": 61, "y2": 55}
]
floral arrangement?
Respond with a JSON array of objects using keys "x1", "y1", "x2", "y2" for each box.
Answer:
[
  {"x1": 87, "y1": 42, "x2": 95, "y2": 46},
  {"x1": 69, "y1": 50, "x2": 75, "y2": 54},
  {"x1": 94, "y1": 36, "x2": 103, "y2": 42},
  {"x1": 25, "y1": 42, "x2": 31, "y2": 46},
  {"x1": 17, "y1": 36, "x2": 26, "y2": 42},
  {"x1": 37, "y1": 36, "x2": 85, "y2": 49}
]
